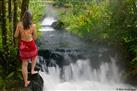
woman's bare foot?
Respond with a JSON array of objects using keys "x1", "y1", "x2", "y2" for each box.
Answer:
[
  {"x1": 24, "y1": 81, "x2": 30, "y2": 87},
  {"x1": 31, "y1": 71, "x2": 38, "y2": 75}
]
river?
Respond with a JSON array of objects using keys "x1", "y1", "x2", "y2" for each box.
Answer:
[{"x1": 36, "y1": 5, "x2": 136, "y2": 91}]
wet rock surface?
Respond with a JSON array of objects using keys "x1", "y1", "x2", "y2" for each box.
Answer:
[{"x1": 27, "y1": 74, "x2": 43, "y2": 91}]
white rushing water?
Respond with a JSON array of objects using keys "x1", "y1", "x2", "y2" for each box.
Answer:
[
  {"x1": 39, "y1": 17, "x2": 57, "y2": 32},
  {"x1": 39, "y1": 4, "x2": 57, "y2": 32},
  {"x1": 41, "y1": 17, "x2": 57, "y2": 26},
  {"x1": 39, "y1": 57, "x2": 135, "y2": 91},
  {"x1": 39, "y1": 26, "x2": 55, "y2": 32}
]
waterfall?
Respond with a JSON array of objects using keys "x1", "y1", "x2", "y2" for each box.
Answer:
[{"x1": 39, "y1": 57, "x2": 135, "y2": 91}]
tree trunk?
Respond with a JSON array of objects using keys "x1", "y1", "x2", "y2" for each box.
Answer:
[
  {"x1": 13, "y1": 0, "x2": 17, "y2": 33},
  {"x1": 8, "y1": 0, "x2": 13, "y2": 46},
  {"x1": 13, "y1": 0, "x2": 17, "y2": 44},
  {"x1": 20, "y1": 0, "x2": 30, "y2": 19},
  {"x1": 8, "y1": 0, "x2": 12, "y2": 22},
  {"x1": 1, "y1": 0, "x2": 8, "y2": 52},
  {"x1": 0, "y1": 1, "x2": 2, "y2": 27},
  {"x1": 1, "y1": 0, "x2": 9, "y2": 75}
]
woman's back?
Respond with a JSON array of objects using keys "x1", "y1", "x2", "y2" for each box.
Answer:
[{"x1": 15, "y1": 22, "x2": 37, "y2": 41}]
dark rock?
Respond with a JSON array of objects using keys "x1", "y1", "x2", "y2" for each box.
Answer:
[
  {"x1": 36, "y1": 56, "x2": 48, "y2": 72},
  {"x1": 27, "y1": 73, "x2": 43, "y2": 91},
  {"x1": 51, "y1": 20, "x2": 64, "y2": 30},
  {"x1": 38, "y1": 50, "x2": 52, "y2": 60},
  {"x1": 38, "y1": 49, "x2": 85, "y2": 68},
  {"x1": 55, "y1": 48, "x2": 66, "y2": 52}
]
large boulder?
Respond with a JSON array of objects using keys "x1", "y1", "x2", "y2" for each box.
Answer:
[{"x1": 51, "y1": 20, "x2": 65, "y2": 30}]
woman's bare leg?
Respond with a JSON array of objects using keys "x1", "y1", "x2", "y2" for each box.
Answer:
[
  {"x1": 22, "y1": 60, "x2": 30, "y2": 87},
  {"x1": 31, "y1": 56, "x2": 38, "y2": 74}
]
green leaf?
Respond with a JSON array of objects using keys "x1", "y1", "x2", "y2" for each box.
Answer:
[
  {"x1": 132, "y1": 56, "x2": 137, "y2": 62},
  {"x1": 6, "y1": 72, "x2": 14, "y2": 79}
]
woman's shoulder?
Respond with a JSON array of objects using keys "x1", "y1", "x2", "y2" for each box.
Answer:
[{"x1": 17, "y1": 22, "x2": 23, "y2": 27}]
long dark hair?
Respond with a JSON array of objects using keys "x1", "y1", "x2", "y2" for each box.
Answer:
[{"x1": 22, "y1": 10, "x2": 32, "y2": 30}]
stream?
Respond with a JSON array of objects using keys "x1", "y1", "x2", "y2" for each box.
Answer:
[{"x1": 36, "y1": 5, "x2": 136, "y2": 91}]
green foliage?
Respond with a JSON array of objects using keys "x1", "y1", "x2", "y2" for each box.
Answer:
[
  {"x1": 0, "y1": 62, "x2": 22, "y2": 89},
  {"x1": 0, "y1": 47, "x2": 22, "y2": 89},
  {"x1": 59, "y1": 0, "x2": 113, "y2": 42},
  {"x1": 29, "y1": 0, "x2": 47, "y2": 23},
  {"x1": 113, "y1": 0, "x2": 137, "y2": 77}
]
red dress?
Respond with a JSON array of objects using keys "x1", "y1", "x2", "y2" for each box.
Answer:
[
  {"x1": 19, "y1": 39, "x2": 38, "y2": 60},
  {"x1": 16, "y1": 23, "x2": 38, "y2": 60}
]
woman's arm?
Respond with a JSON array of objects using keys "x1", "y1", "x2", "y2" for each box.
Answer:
[
  {"x1": 32, "y1": 24, "x2": 37, "y2": 40},
  {"x1": 14, "y1": 23, "x2": 20, "y2": 38}
]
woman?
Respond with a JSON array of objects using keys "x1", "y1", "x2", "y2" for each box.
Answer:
[{"x1": 14, "y1": 10, "x2": 38, "y2": 87}]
